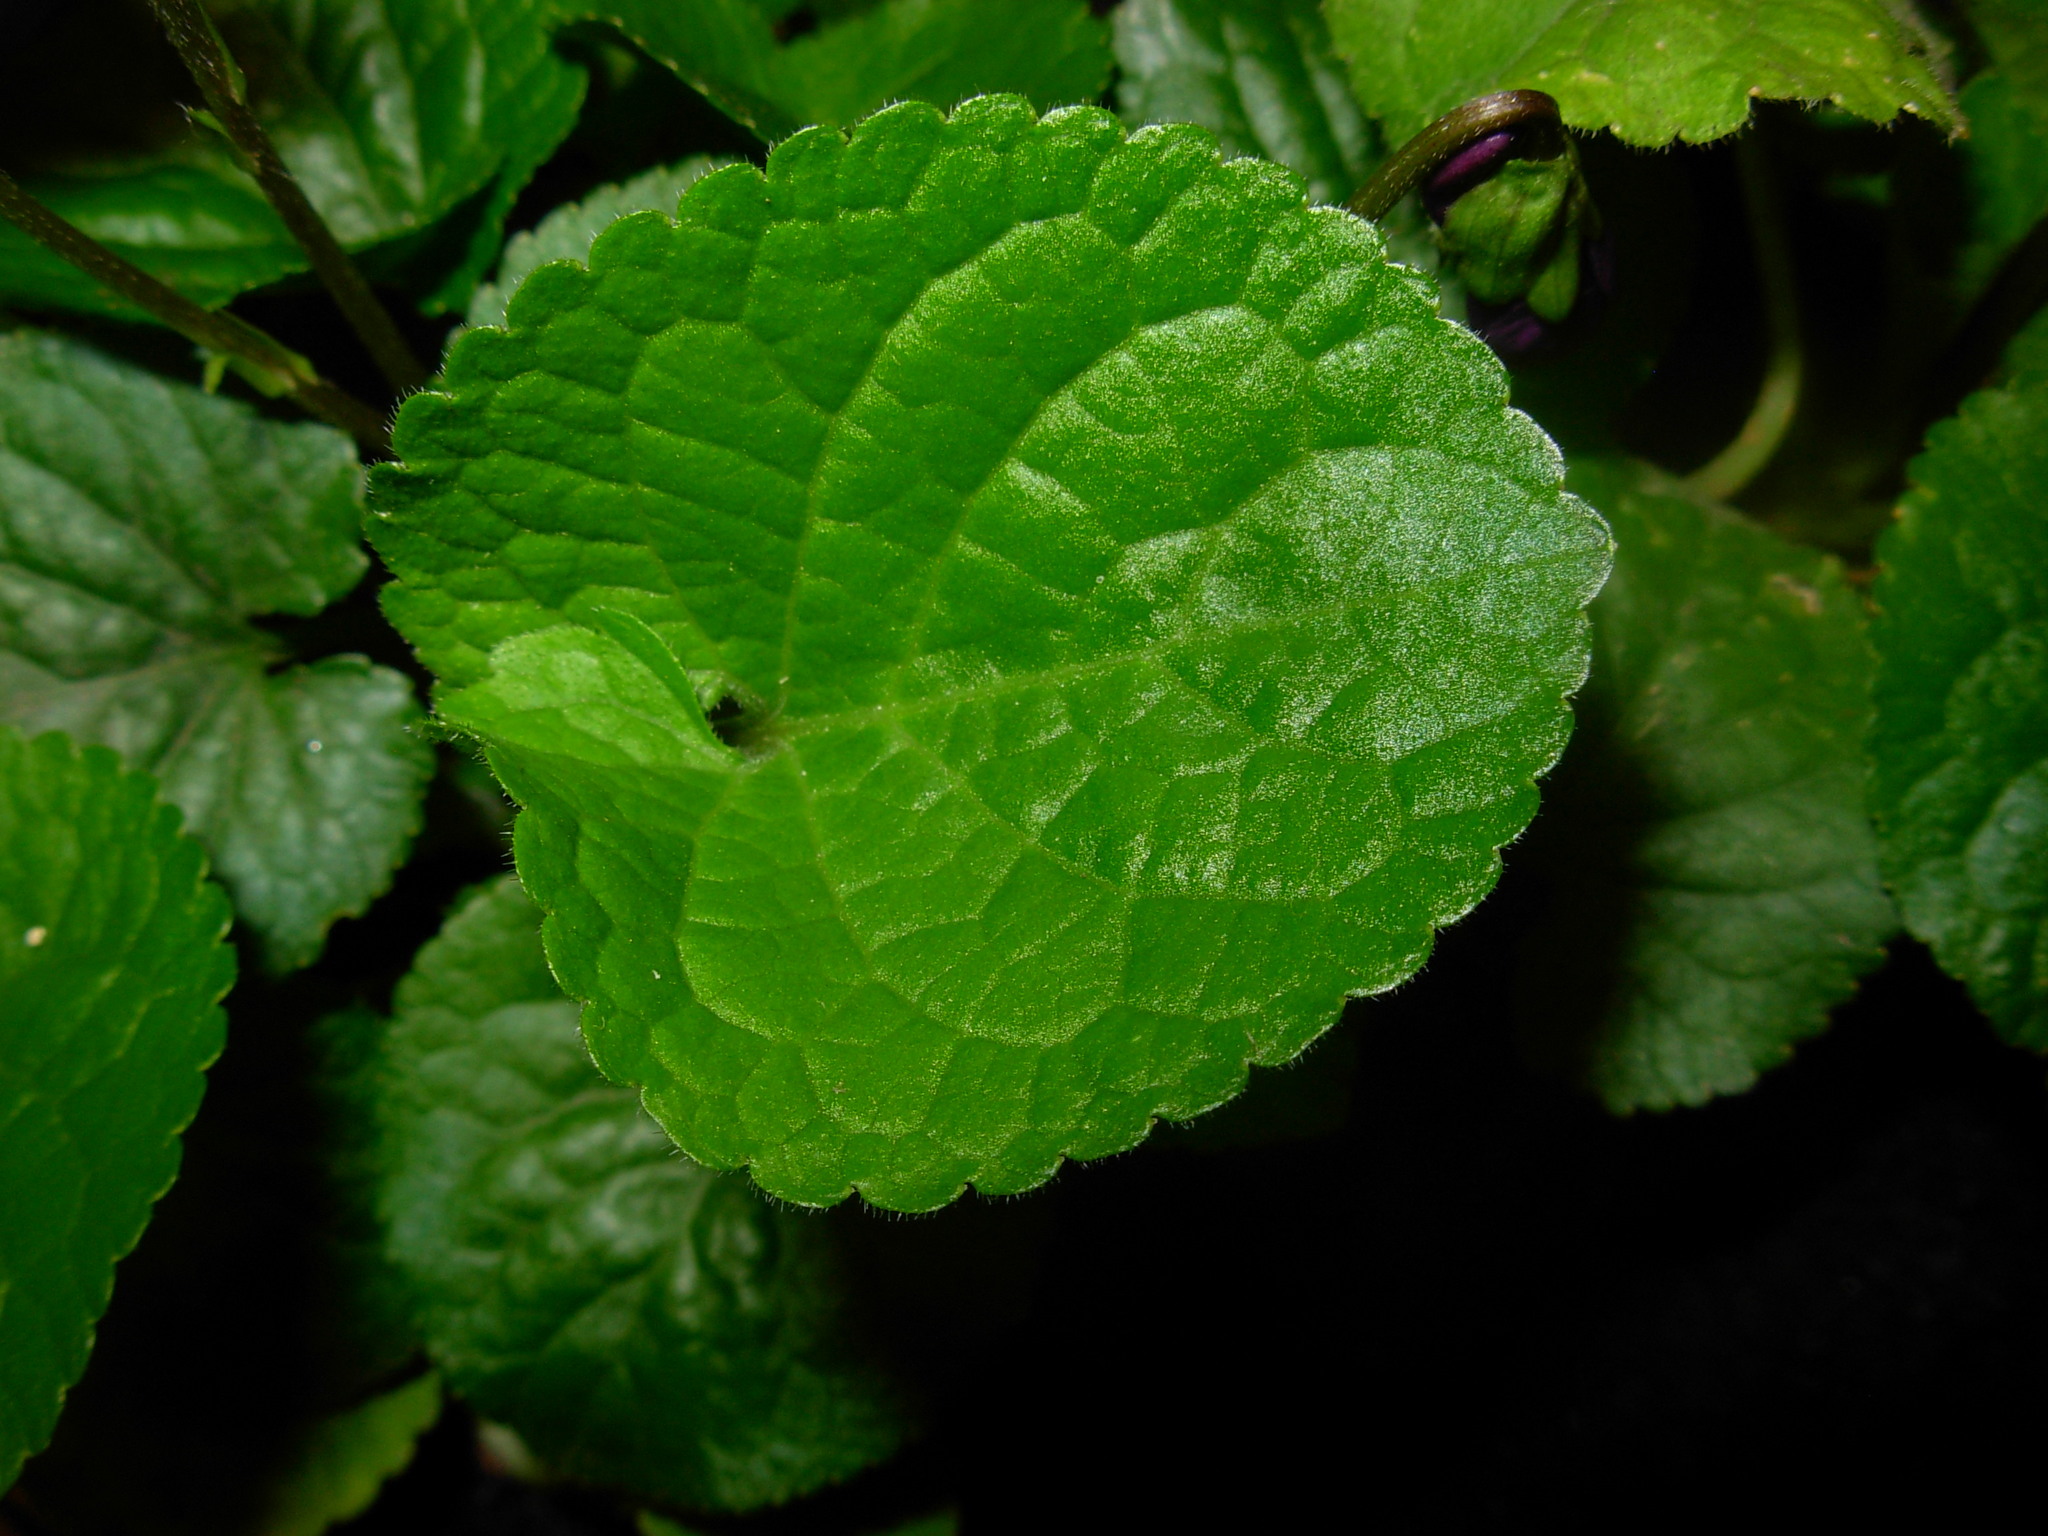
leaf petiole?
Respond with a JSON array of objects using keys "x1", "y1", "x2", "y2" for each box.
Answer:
[
  {"x1": 1346, "y1": 88, "x2": 1563, "y2": 223},
  {"x1": 0, "y1": 169, "x2": 391, "y2": 453},
  {"x1": 147, "y1": 0, "x2": 429, "y2": 395}
]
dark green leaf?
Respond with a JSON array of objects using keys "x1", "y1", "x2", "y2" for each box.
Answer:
[
  {"x1": 0, "y1": 726, "x2": 234, "y2": 1489},
  {"x1": 0, "y1": 332, "x2": 431, "y2": 969},
  {"x1": 374, "y1": 877, "x2": 908, "y2": 1510},
  {"x1": 1952, "y1": 0, "x2": 2048, "y2": 300},
  {"x1": 371, "y1": 97, "x2": 1610, "y2": 1209},
  {"x1": 1113, "y1": 0, "x2": 1376, "y2": 207},
  {"x1": 0, "y1": 0, "x2": 585, "y2": 318},
  {"x1": 1870, "y1": 377, "x2": 2048, "y2": 1046},
  {"x1": 1516, "y1": 461, "x2": 1895, "y2": 1110},
  {"x1": 1325, "y1": 0, "x2": 1961, "y2": 147}
]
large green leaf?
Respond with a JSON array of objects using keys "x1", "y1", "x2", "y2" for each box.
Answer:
[
  {"x1": 0, "y1": 726, "x2": 234, "y2": 1490},
  {"x1": 1870, "y1": 377, "x2": 2048, "y2": 1047},
  {"x1": 0, "y1": 332, "x2": 430, "y2": 969},
  {"x1": 374, "y1": 877, "x2": 907, "y2": 1510},
  {"x1": 1516, "y1": 462, "x2": 1895, "y2": 1110},
  {"x1": 1113, "y1": 0, "x2": 1376, "y2": 208},
  {"x1": 0, "y1": 0, "x2": 586, "y2": 318},
  {"x1": 1325, "y1": 0, "x2": 1960, "y2": 147},
  {"x1": 466, "y1": 158, "x2": 729, "y2": 331},
  {"x1": 371, "y1": 97, "x2": 1611, "y2": 1210}
]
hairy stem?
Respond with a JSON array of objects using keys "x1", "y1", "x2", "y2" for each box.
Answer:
[
  {"x1": 1684, "y1": 132, "x2": 1802, "y2": 504},
  {"x1": 0, "y1": 170, "x2": 391, "y2": 452},
  {"x1": 149, "y1": 0, "x2": 428, "y2": 394},
  {"x1": 1347, "y1": 89, "x2": 1562, "y2": 223}
]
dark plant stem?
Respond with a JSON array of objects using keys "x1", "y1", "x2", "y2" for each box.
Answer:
[
  {"x1": 148, "y1": 0, "x2": 428, "y2": 395},
  {"x1": 0, "y1": 170, "x2": 391, "y2": 453},
  {"x1": 1347, "y1": 90, "x2": 1562, "y2": 223},
  {"x1": 1685, "y1": 131, "x2": 1802, "y2": 504}
]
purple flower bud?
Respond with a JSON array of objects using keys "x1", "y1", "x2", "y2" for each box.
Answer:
[{"x1": 1423, "y1": 130, "x2": 1520, "y2": 224}]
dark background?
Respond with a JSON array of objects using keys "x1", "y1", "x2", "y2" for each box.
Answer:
[{"x1": 4, "y1": 2, "x2": 2045, "y2": 1531}]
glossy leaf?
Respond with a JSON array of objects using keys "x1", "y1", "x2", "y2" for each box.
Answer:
[
  {"x1": 373, "y1": 877, "x2": 908, "y2": 1510},
  {"x1": 255, "y1": 1375, "x2": 442, "y2": 1536},
  {"x1": 372, "y1": 96, "x2": 1610, "y2": 1209},
  {"x1": 0, "y1": 0, "x2": 585, "y2": 318},
  {"x1": 1325, "y1": 0, "x2": 1960, "y2": 147},
  {"x1": 1516, "y1": 462, "x2": 1895, "y2": 1111},
  {"x1": 1870, "y1": 377, "x2": 2048, "y2": 1047},
  {"x1": 0, "y1": 333, "x2": 431, "y2": 969},
  {"x1": 466, "y1": 158, "x2": 729, "y2": 331},
  {"x1": 1113, "y1": 0, "x2": 1376, "y2": 207},
  {"x1": 0, "y1": 726, "x2": 234, "y2": 1489}
]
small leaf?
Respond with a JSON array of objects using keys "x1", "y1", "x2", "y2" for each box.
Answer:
[
  {"x1": 373, "y1": 877, "x2": 908, "y2": 1510},
  {"x1": 255, "y1": 1374, "x2": 442, "y2": 1536},
  {"x1": 1325, "y1": 0, "x2": 1962, "y2": 147},
  {"x1": 372, "y1": 97, "x2": 1610, "y2": 1209},
  {"x1": 0, "y1": 333, "x2": 431, "y2": 969},
  {"x1": 466, "y1": 158, "x2": 731, "y2": 331},
  {"x1": 1515, "y1": 461, "x2": 1896, "y2": 1111},
  {"x1": 1870, "y1": 376, "x2": 2048, "y2": 1047},
  {"x1": 0, "y1": 0, "x2": 586, "y2": 318},
  {"x1": 0, "y1": 726, "x2": 234, "y2": 1489},
  {"x1": 1113, "y1": 0, "x2": 1376, "y2": 208}
]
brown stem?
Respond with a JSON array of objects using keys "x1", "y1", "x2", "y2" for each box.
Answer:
[
  {"x1": 1347, "y1": 89, "x2": 1563, "y2": 223},
  {"x1": 0, "y1": 169, "x2": 391, "y2": 452},
  {"x1": 149, "y1": 0, "x2": 428, "y2": 394}
]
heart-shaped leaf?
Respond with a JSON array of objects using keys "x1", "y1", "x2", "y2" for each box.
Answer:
[{"x1": 372, "y1": 96, "x2": 1611, "y2": 1210}]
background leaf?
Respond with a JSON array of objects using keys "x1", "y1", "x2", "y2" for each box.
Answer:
[
  {"x1": 1325, "y1": 0, "x2": 1960, "y2": 147},
  {"x1": 1870, "y1": 375, "x2": 2048, "y2": 1047},
  {"x1": 373, "y1": 876, "x2": 908, "y2": 1511},
  {"x1": 1113, "y1": 0, "x2": 1376, "y2": 207},
  {"x1": 607, "y1": 0, "x2": 1112, "y2": 143},
  {"x1": 0, "y1": 726, "x2": 234, "y2": 1489},
  {"x1": 0, "y1": 0, "x2": 586, "y2": 318},
  {"x1": 253, "y1": 1374, "x2": 441, "y2": 1536},
  {"x1": 1951, "y1": 0, "x2": 2048, "y2": 299},
  {"x1": 0, "y1": 332, "x2": 431, "y2": 969},
  {"x1": 1516, "y1": 460, "x2": 1895, "y2": 1111},
  {"x1": 372, "y1": 97, "x2": 1610, "y2": 1210}
]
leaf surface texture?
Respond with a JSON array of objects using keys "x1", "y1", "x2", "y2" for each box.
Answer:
[{"x1": 373, "y1": 96, "x2": 1610, "y2": 1210}]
